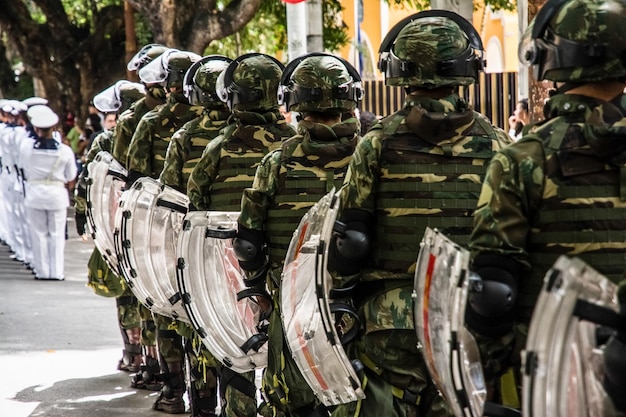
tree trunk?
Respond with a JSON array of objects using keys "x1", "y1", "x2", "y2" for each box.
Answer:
[{"x1": 527, "y1": 0, "x2": 550, "y2": 123}]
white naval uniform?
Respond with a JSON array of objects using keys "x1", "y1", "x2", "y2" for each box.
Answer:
[{"x1": 19, "y1": 137, "x2": 77, "y2": 279}]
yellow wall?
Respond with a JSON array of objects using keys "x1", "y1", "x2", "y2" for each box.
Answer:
[{"x1": 337, "y1": 1, "x2": 519, "y2": 78}]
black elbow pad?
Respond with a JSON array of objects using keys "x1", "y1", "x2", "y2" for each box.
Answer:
[
  {"x1": 233, "y1": 224, "x2": 267, "y2": 272},
  {"x1": 465, "y1": 254, "x2": 521, "y2": 338},
  {"x1": 328, "y1": 209, "x2": 373, "y2": 275}
]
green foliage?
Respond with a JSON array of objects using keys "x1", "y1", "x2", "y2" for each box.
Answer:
[
  {"x1": 386, "y1": 0, "x2": 516, "y2": 11},
  {"x1": 204, "y1": 0, "x2": 349, "y2": 60}
]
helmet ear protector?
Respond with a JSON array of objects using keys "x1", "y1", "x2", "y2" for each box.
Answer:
[
  {"x1": 183, "y1": 55, "x2": 232, "y2": 105},
  {"x1": 518, "y1": 0, "x2": 618, "y2": 80},
  {"x1": 377, "y1": 10, "x2": 485, "y2": 79},
  {"x1": 217, "y1": 53, "x2": 285, "y2": 109},
  {"x1": 277, "y1": 52, "x2": 364, "y2": 112}
]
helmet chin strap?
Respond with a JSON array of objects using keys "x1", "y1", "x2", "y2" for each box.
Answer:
[{"x1": 554, "y1": 81, "x2": 583, "y2": 95}]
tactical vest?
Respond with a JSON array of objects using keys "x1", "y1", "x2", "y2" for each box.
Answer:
[
  {"x1": 371, "y1": 109, "x2": 500, "y2": 277},
  {"x1": 151, "y1": 99, "x2": 202, "y2": 178},
  {"x1": 206, "y1": 121, "x2": 288, "y2": 212},
  {"x1": 520, "y1": 127, "x2": 626, "y2": 321},
  {"x1": 265, "y1": 136, "x2": 353, "y2": 267},
  {"x1": 180, "y1": 112, "x2": 230, "y2": 190}
]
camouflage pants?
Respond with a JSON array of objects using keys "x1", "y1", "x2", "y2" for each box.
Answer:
[
  {"x1": 260, "y1": 296, "x2": 320, "y2": 415},
  {"x1": 474, "y1": 323, "x2": 528, "y2": 409},
  {"x1": 330, "y1": 330, "x2": 452, "y2": 417},
  {"x1": 116, "y1": 288, "x2": 140, "y2": 329},
  {"x1": 221, "y1": 369, "x2": 259, "y2": 417},
  {"x1": 154, "y1": 313, "x2": 185, "y2": 362},
  {"x1": 140, "y1": 304, "x2": 156, "y2": 346}
]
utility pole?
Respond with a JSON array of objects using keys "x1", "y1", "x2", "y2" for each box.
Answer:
[
  {"x1": 285, "y1": 1, "x2": 308, "y2": 60},
  {"x1": 306, "y1": 0, "x2": 324, "y2": 52},
  {"x1": 430, "y1": 0, "x2": 473, "y2": 22}
]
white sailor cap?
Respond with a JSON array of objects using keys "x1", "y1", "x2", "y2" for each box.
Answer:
[
  {"x1": 27, "y1": 105, "x2": 59, "y2": 129},
  {"x1": 22, "y1": 97, "x2": 49, "y2": 108}
]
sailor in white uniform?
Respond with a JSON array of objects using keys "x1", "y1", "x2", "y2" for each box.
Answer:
[{"x1": 19, "y1": 105, "x2": 77, "y2": 280}]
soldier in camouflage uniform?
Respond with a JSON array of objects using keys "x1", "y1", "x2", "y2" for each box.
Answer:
[
  {"x1": 235, "y1": 52, "x2": 364, "y2": 417},
  {"x1": 328, "y1": 11, "x2": 511, "y2": 417},
  {"x1": 106, "y1": 44, "x2": 168, "y2": 392},
  {"x1": 74, "y1": 80, "x2": 146, "y2": 374},
  {"x1": 127, "y1": 48, "x2": 203, "y2": 414},
  {"x1": 159, "y1": 55, "x2": 233, "y2": 417},
  {"x1": 186, "y1": 52, "x2": 294, "y2": 417},
  {"x1": 467, "y1": 0, "x2": 626, "y2": 411}
]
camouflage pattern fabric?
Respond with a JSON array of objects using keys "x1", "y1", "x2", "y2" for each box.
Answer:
[
  {"x1": 387, "y1": 16, "x2": 475, "y2": 88},
  {"x1": 127, "y1": 93, "x2": 203, "y2": 178},
  {"x1": 186, "y1": 109, "x2": 295, "y2": 211},
  {"x1": 228, "y1": 55, "x2": 283, "y2": 112},
  {"x1": 238, "y1": 117, "x2": 359, "y2": 415},
  {"x1": 159, "y1": 108, "x2": 231, "y2": 191},
  {"x1": 332, "y1": 93, "x2": 510, "y2": 417},
  {"x1": 112, "y1": 89, "x2": 165, "y2": 167},
  {"x1": 117, "y1": 287, "x2": 141, "y2": 329},
  {"x1": 469, "y1": 92, "x2": 626, "y2": 403},
  {"x1": 522, "y1": 0, "x2": 626, "y2": 82},
  {"x1": 288, "y1": 55, "x2": 359, "y2": 113}
]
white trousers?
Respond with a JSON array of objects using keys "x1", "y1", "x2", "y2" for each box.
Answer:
[{"x1": 25, "y1": 207, "x2": 66, "y2": 279}]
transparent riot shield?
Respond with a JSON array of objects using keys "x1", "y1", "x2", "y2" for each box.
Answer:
[
  {"x1": 522, "y1": 255, "x2": 618, "y2": 417},
  {"x1": 85, "y1": 151, "x2": 127, "y2": 275},
  {"x1": 115, "y1": 177, "x2": 190, "y2": 321},
  {"x1": 176, "y1": 210, "x2": 268, "y2": 373},
  {"x1": 281, "y1": 188, "x2": 365, "y2": 406},
  {"x1": 413, "y1": 227, "x2": 486, "y2": 417}
]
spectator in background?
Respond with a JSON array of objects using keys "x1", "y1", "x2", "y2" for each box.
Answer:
[{"x1": 508, "y1": 98, "x2": 530, "y2": 141}]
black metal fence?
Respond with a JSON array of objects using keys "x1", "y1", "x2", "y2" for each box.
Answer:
[{"x1": 360, "y1": 72, "x2": 519, "y2": 131}]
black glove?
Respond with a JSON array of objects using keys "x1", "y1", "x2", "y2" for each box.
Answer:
[
  {"x1": 75, "y1": 211, "x2": 87, "y2": 236},
  {"x1": 465, "y1": 254, "x2": 520, "y2": 338}
]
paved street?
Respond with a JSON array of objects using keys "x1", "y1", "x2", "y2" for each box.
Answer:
[{"x1": 0, "y1": 212, "x2": 169, "y2": 417}]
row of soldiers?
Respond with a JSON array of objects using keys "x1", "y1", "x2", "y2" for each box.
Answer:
[{"x1": 77, "y1": 1, "x2": 626, "y2": 417}]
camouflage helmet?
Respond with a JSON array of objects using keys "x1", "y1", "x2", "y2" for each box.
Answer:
[
  {"x1": 518, "y1": 0, "x2": 626, "y2": 82},
  {"x1": 278, "y1": 52, "x2": 364, "y2": 113},
  {"x1": 166, "y1": 50, "x2": 202, "y2": 90},
  {"x1": 127, "y1": 43, "x2": 169, "y2": 72},
  {"x1": 216, "y1": 52, "x2": 285, "y2": 111},
  {"x1": 183, "y1": 55, "x2": 232, "y2": 107},
  {"x1": 378, "y1": 10, "x2": 485, "y2": 88}
]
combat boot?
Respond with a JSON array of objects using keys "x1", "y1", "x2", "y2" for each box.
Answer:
[
  {"x1": 131, "y1": 355, "x2": 162, "y2": 391},
  {"x1": 153, "y1": 360, "x2": 186, "y2": 414}
]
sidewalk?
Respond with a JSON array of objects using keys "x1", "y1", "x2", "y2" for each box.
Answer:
[{"x1": 0, "y1": 210, "x2": 168, "y2": 417}]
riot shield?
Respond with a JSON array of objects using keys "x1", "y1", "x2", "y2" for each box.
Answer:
[
  {"x1": 115, "y1": 176, "x2": 190, "y2": 321},
  {"x1": 176, "y1": 210, "x2": 268, "y2": 373},
  {"x1": 413, "y1": 227, "x2": 486, "y2": 417},
  {"x1": 85, "y1": 151, "x2": 127, "y2": 275},
  {"x1": 522, "y1": 255, "x2": 618, "y2": 417},
  {"x1": 281, "y1": 188, "x2": 365, "y2": 406}
]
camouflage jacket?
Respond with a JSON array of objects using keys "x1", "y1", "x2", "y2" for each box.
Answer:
[
  {"x1": 159, "y1": 108, "x2": 231, "y2": 192},
  {"x1": 112, "y1": 93, "x2": 164, "y2": 168},
  {"x1": 127, "y1": 93, "x2": 203, "y2": 179},
  {"x1": 186, "y1": 109, "x2": 296, "y2": 210},
  {"x1": 340, "y1": 93, "x2": 511, "y2": 333},
  {"x1": 470, "y1": 93, "x2": 626, "y2": 321}
]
